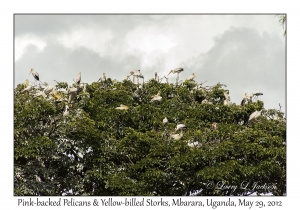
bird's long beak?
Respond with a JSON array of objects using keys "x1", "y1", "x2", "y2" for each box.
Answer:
[{"x1": 167, "y1": 70, "x2": 172, "y2": 76}]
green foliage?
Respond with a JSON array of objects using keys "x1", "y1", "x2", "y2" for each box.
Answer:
[
  {"x1": 276, "y1": 14, "x2": 286, "y2": 36},
  {"x1": 14, "y1": 78, "x2": 286, "y2": 196}
]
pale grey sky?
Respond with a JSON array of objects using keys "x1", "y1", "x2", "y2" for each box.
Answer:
[{"x1": 14, "y1": 14, "x2": 286, "y2": 112}]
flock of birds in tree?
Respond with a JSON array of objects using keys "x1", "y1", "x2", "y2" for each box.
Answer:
[{"x1": 22, "y1": 67, "x2": 272, "y2": 148}]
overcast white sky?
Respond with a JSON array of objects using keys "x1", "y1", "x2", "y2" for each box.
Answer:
[{"x1": 14, "y1": 14, "x2": 286, "y2": 112}]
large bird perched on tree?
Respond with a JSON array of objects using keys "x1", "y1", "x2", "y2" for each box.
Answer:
[
  {"x1": 186, "y1": 73, "x2": 196, "y2": 81},
  {"x1": 171, "y1": 130, "x2": 183, "y2": 140},
  {"x1": 151, "y1": 95, "x2": 162, "y2": 102},
  {"x1": 135, "y1": 70, "x2": 144, "y2": 84},
  {"x1": 43, "y1": 82, "x2": 53, "y2": 96},
  {"x1": 240, "y1": 93, "x2": 248, "y2": 106},
  {"x1": 129, "y1": 70, "x2": 144, "y2": 84},
  {"x1": 75, "y1": 72, "x2": 81, "y2": 85},
  {"x1": 29, "y1": 68, "x2": 40, "y2": 84},
  {"x1": 24, "y1": 79, "x2": 29, "y2": 87},
  {"x1": 22, "y1": 85, "x2": 32, "y2": 93},
  {"x1": 167, "y1": 67, "x2": 184, "y2": 84},
  {"x1": 248, "y1": 110, "x2": 263, "y2": 122},
  {"x1": 115, "y1": 104, "x2": 129, "y2": 110},
  {"x1": 98, "y1": 73, "x2": 106, "y2": 83},
  {"x1": 211, "y1": 122, "x2": 218, "y2": 130},
  {"x1": 168, "y1": 68, "x2": 184, "y2": 75},
  {"x1": 163, "y1": 117, "x2": 168, "y2": 125},
  {"x1": 252, "y1": 91, "x2": 263, "y2": 101},
  {"x1": 175, "y1": 123, "x2": 186, "y2": 131},
  {"x1": 67, "y1": 86, "x2": 79, "y2": 104},
  {"x1": 63, "y1": 104, "x2": 69, "y2": 117}
]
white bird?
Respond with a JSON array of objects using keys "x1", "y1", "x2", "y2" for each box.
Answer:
[
  {"x1": 171, "y1": 131, "x2": 183, "y2": 140},
  {"x1": 22, "y1": 85, "x2": 32, "y2": 93},
  {"x1": 202, "y1": 99, "x2": 208, "y2": 104},
  {"x1": 50, "y1": 88, "x2": 61, "y2": 99},
  {"x1": 224, "y1": 99, "x2": 232, "y2": 106},
  {"x1": 34, "y1": 91, "x2": 47, "y2": 98},
  {"x1": 224, "y1": 91, "x2": 229, "y2": 100},
  {"x1": 167, "y1": 68, "x2": 184, "y2": 75},
  {"x1": 98, "y1": 73, "x2": 106, "y2": 83},
  {"x1": 212, "y1": 122, "x2": 217, "y2": 130},
  {"x1": 175, "y1": 123, "x2": 186, "y2": 131},
  {"x1": 186, "y1": 73, "x2": 196, "y2": 81},
  {"x1": 67, "y1": 86, "x2": 78, "y2": 103},
  {"x1": 24, "y1": 79, "x2": 29, "y2": 87},
  {"x1": 151, "y1": 95, "x2": 162, "y2": 102},
  {"x1": 167, "y1": 68, "x2": 184, "y2": 84},
  {"x1": 68, "y1": 86, "x2": 78, "y2": 94},
  {"x1": 130, "y1": 70, "x2": 144, "y2": 84},
  {"x1": 163, "y1": 117, "x2": 168, "y2": 125},
  {"x1": 68, "y1": 94, "x2": 75, "y2": 104},
  {"x1": 187, "y1": 140, "x2": 201, "y2": 148},
  {"x1": 102, "y1": 73, "x2": 106, "y2": 81},
  {"x1": 252, "y1": 91, "x2": 263, "y2": 97},
  {"x1": 29, "y1": 68, "x2": 40, "y2": 84},
  {"x1": 63, "y1": 104, "x2": 69, "y2": 117},
  {"x1": 154, "y1": 72, "x2": 159, "y2": 82},
  {"x1": 43, "y1": 82, "x2": 53, "y2": 95},
  {"x1": 75, "y1": 72, "x2": 81, "y2": 85},
  {"x1": 248, "y1": 110, "x2": 263, "y2": 122},
  {"x1": 135, "y1": 72, "x2": 144, "y2": 79},
  {"x1": 115, "y1": 104, "x2": 129, "y2": 110},
  {"x1": 252, "y1": 91, "x2": 263, "y2": 101},
  {"x1": 82, "y1": 83, "x2": 87, "y2": 93},
  {"x1": 241, "y1": 93, "x2": 248, "y2": 106}
]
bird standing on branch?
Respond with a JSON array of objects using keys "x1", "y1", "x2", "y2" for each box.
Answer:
[
  {"x1": 175, "y1": 123, "x2": 186, "y2": 131},
  {"x1": 67, "y1": 86, "x2": 78, "y2": 94},
  {"x1": 224, "y1": 99, "x2": 232, "y2": 106},
  {"x1": 163, "y1": 117, "x2": 168, "y2": 125},
  {"x1": 167, "y1": 68, "x2": 184, "y2": 85},
  {"x1": 67, "y1": 86, "x2": 78, "y2": 104},
  {"x1": 98, "y1": 73, "x2": 106, "y2": 83},
  {"x1": 22, "y1": 85, "x2": 32, "y2": 93},
  {"x1": 75, "y1": 72, "x2": 81, "y2": 85},
  {"x1": 151, "y1": 95, "x2": 162, "y2": 102},
  {"x1": 186, "y1": 73, "x2": 196, "y2": 81},
  {"x1": 187, "y1": 139, "x2": 200, "y2": 148},
  {"x1": 248, "y1": 110, "x2": 263, "y2": 122},
  {"x1": 29, "y1": 68, "x2": 41, "y2": 84},
  {"x1": 24, "y1": 79, "x2": 29, "y2": 87},
  {"x1": 154, "y1": 72, "x2": 159, "y2": 82},
  {"x1": 63, "y1": 104, "x2": 69, "y2": 117},
  {"x1": 223, "y1": 91, "x2": 233, "y2": 106},
  {"x1": 240, "y1": 93, "x2": 248, "y2": 106},
  {"x1": 134, "y1": 70, "x2": 144, "y2": 84},
  {"x1": 43, "y1": 82, "x2": 53, "y2": 96},
  {"x1": 115, "y1": 104, "x2": 129, "y2": 110},
  {"x1": 34, "y1": 91, "x2": 47, "y2": 98},
  {"x1": 252, "y1": 91, "x2": 263, "y2": 101},
  {"x1": 212, "y1": 122, "x2": 217, "y2": 130},
  {"x1": 129, "y1": 70, "x2": 144, "y2": 84},
  {"x1": 171, "y1": 130, "x2": 183, "y2": 140}
]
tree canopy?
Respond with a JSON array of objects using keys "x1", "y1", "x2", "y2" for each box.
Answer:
[{"x1": 14, "y1": 74, "x2": 286, "y2": 196}]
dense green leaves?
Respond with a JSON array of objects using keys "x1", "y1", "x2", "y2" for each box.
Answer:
[{"x1": 14, "y1": 78, "x2": 286, "y2": 196}]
